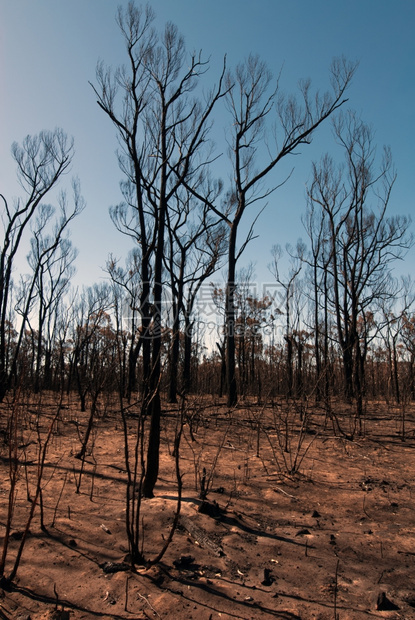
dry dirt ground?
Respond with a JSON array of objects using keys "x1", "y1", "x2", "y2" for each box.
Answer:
[{"x1": 0, "y1": 394, "x2": 415, "y2": 620}]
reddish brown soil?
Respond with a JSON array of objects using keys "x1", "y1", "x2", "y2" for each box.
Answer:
[{"x1": 1, "y1": 395, "x2": 415, "y2": 619}]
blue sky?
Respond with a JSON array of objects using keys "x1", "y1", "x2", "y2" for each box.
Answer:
[{"x1": 1, "y1": 0, "x2": 414, "y2": 290}]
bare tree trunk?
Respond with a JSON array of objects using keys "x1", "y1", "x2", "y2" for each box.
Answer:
[
  {"x1": 182, "y1": 316, "x2": 193, "y2": 395},
  {"x1": 225, "y1": 227, "x2": 238, "y2": 407}
]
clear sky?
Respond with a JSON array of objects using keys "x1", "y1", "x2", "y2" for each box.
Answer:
[{"x1": 1, "y1": 0, "x2": 414, "y2": 291}]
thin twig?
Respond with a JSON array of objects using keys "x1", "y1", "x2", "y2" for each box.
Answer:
[
  {"x1": 137, "y1": 591, "x2": 161, "y2": 618},
  {"x1": 274, "y1": 486, "x2": 296, "y2": 499}
]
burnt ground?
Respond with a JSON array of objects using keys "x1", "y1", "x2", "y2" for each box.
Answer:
[{"x1": 0, "y1": 394, "x2": 415, "y2": 619}]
